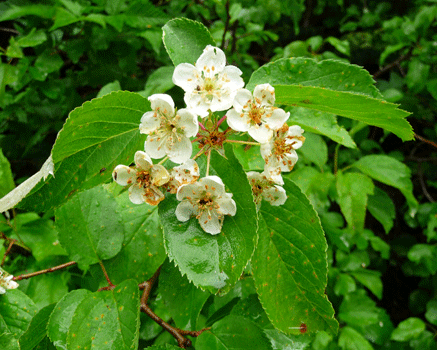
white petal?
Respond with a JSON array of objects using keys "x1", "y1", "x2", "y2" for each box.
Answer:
[
  {"x1": 177, "y1": 183, "x2": 199, "y2": 201},
  {"x1": 217, "y1": 194, "x2": 236, "y2": 216},
  {"x1": 260, "y1": 141, "x2": 273, "y2": 159},
  {"x1": 176, "y1": 200, "x2": 196, "y2": 222},
  {"x1": 177, "y1": 109, "x2": 199, "y2": 137},
  {"x1": 167, "y1": 136, "x2": 192, "y2": 164},
  {"x1": 209, "y1": 93, "x2": 234, "y2": 113},
  {"x1": 199, "y1": 210, "x2": 222, "y2": 235},
  {"x1": 145, "y1": 186, "x2": 165, "y2": 206},
  {"x1": 112, "y1": 165, "x2": 135, "y2": 186},
  {"x1": 135, "y1": 151, "x2": 154, "y2": 171},
  {"x1": 232, "y1": 89, "x2": 253, "y2": 112},
  {"x1": 129, "y1": 184, "x2": 145, "y2": 204},
  {"x1": 288, "y1": 125, "x2": 304, "y2": 136},
  {"x1": 172, "y1": 63, "x2": 200, "y2": 91},
  {"x1": 196, "y1": 45, "x2": 226, "y2": 76},
  {"x1": 148, "y1": 94, "x2": 175, "y2": 117},
  {"x1": 265, "y1": 109, "x2": 289, "y2": 130},
  {"x1": 263, "y1": 185, "x2": 287, "y2": 206},
  {"x1": 0, "y1": 287, "x2": 5, "y2": 294},
  {"x1": 145, "y1": 136, "x2": 167, "y2": 160},
  {"x1": 220, "y1": 65, "x2": 245, "y2": 90},
  {"x1": 246, "y1": 171, "x2": 262, "y2": 182},
  {"x1": 184, "y1": 93, "x2": 209, "y2": 118},
  {"x1": 150, "y1": 164, "x2": 170, "y2": 186},
  {"x1": 248, "y1": 126, "x2": 273, "y2": 143},
  {"x1": 201, "y1": 176, "x2": 225, "y2": 194},
  {"x1": 139, "y1": 111, "x2": 160, "y2": 134},
  {"x1": 253, "y1": 83, "x2": 275, "y2": 105},
  {"x1": 281, "y1": 150, "x2": 298, "y2": 171},
  {"x1": 226, "y1": 109, "x2": 250, "y2": 133}
]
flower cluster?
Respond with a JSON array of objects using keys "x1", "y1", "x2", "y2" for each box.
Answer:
[
  {"x1": 113, "y1": 45, "x2": 305, "y2": 234},
  {"x1": 0, "y1": 267, "x2": 18, "y2": 294}
]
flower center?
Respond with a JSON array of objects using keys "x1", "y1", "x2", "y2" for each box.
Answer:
[
  {"x1": 136, "y1": 170, "x2": 151, "y2": 188},
  {"x1": 203, "y1": 77, "x2": 215, "y2": 92},
  {"x1": 247, "y1": 104, "x2": 264, "y2": 126}
]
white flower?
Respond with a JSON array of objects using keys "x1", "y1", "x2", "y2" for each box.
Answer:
[
  {"x1": 227, "y1": 84, "x2": 290, "y2": 143},
  {"x1": 172, "y1": 45, "x2": 244, "y2": 118},
  {"x1": 261, "y1": 124, "x2": 305, "y2": 184},
  {"x1": 0, "y1": 268, "x2": 19, "y2": 294},
  {"x1": 175, "y1": 176, "x2": 236, "y2": 235},
  {"x1": 247, "y1": 171, "x2": 287, "y2": 210},
  {"x1": 140, "y1": 94, "x2": 198, "y2": 164},
  {"x1": 112, "y1": 151, "x2": 170, "y2": 206},
  {"x1": 168, "y1": 159, "x2": 200, "y2": 194}
]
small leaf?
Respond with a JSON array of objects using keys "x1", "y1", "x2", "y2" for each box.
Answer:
[
  {"x1": 334, "y1": 273, "x2": 356, "y2": 296},
  {"x1": 339, "y1": 327, "x2": 373, "y2": 350},
  {"x1": 350, "y1": 270, "x2": 383, "y2": 300},
  {"x1": 55, "y1": 185, "x2": 124, "y2": 270},
  {"x1": 159, "y1": 145, "x2": 257, "y2": 294},
  {"x1": 162, "y1": 18, "x2": 215, "y2": 66},
  {"x1": 159, "y1": 259, "x2": 210, "y2": 330},
  {"x1": 19, "y1": 303, "x2": 56, "y2": 350},
  {"x1": 47, "y1": 289, "x2": 91, "y2": 348},
  {"x1": 0, "y1": 149, "x2": 15, "y2": 198},
  {"x1": 336, "y1": 172, "x2": 374, "y2": 232},
  {"x1": 0, "y1": 5, "x2": 55, "y2": 21},
  {"x1": 66, "y1": 280, "x2": 140, "y2": 350},
  {"x1": 352, "y1": 155, "x2": 418, "y2": 213},
  {"x1": 96, "y1": 80, "x2": 121, "y2": 98},
  {"x1": 367, "y1": 187, "x2": 396, "y2": 234},
  {"x1": 16, "y1": 28, "x2": 47, "y2": 48},
  {"x1": 196, "y1": 315, "x2": 273, "y2": 350},
  {"x1": 253, "y1": 179, "x2": 338, "y2": 335},
  {"x1": 390, "y1": 317, "x2": 426, "y2": 341},
  {"x1": 297, "y1": 133, "x2": 328, "y2": 169},
  {"x1": 425, "y1": 299, "x2": 437, "y2": 326}
]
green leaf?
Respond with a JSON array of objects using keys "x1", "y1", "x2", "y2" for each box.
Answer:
[
  {"x1": 407, "y1": 244, "x2": 437, "y2": 275},
  {"x1": 19, "y1": 303, "x2": 56, "y2": 350},
  {"x1": 17, "y1": 91, "x2": 148, "y2": 212},
  {"x1": 50, "y1": 7, "x2": 81, "y2": 31},
  {"x1": 0, "y1": 149, "x2": 15, "y2": 198},
  {"x1": 159, "y1": 259, "x2": 210, "y2": 331},
  {"x1": 145, "y1": 345, "x2": 184, "y2": 350},
  {"x1": 350, "y1": 270, "x2": 383, "y2": 300},
  {"x1": 96, "y1": 80, "x2": 122, "y2": 98},
  {"x1": 425, "y1": 300, "x2": 437, "y2": 326},
  {"x1": 367, "y1": 187, "x2": 396, "y2": 234},
  {"x1": 162, "y1": 18, "x2": 215, "y2": 66},
  {"x1": 253, "y1": 179, "x2": 338, "y2": 335},
  {"x1": 159, "y1": 145, "x2": 257, "y2": 294},
  {"x1": 297, "y1": 133, "x2": 328, "y2": 169},
  {"x1": 247, "y1": 58, "x2": 382, "y2": 98},
  {"x1": 336, "y1": 172, "x2": 374, "y2": 232},
  {"x1": 47, "y1": 289, "x2": 91, "y2": 348},
  {"x1": 334, "y1": 273, "x2": 356, "y2": 296},
  {"x1": 196, "y1": 315, "x2": 273, "y2": 350},
  {"x1": 93, "y1": 188, "x2": 166, "y2": 284},
  {"x1": 339, "y1": 327, "x2": 374, "y2": 350},
  {"x1": 390, "y1": 317, "x2": 426, "y2": 341},
  {"x1": 274, "y1": 85, "x2": 413, "y2": 142},
  {"x1": 0, "y1": 5, "x2": 55, "y2": 21},
  {"x1": 326, "y1": 37, "x2": 350, "y2": 56},
  {"x1": 232, "y1": 143, "x2": 265, "y2": 171},
  {"x1": 0, "y1": 333, "x2": 19, "y2": 350},
  {"x1": 24, "y1": 272, "x2": 69, "y2": 310},
  {"x1": 33, "y1": 49, "x2": 64, "y2": 76},
  {"x1": 406, "y1": 59, "x2": 430, "y2": 93},
  {"x1": 141, "y1": 66, "x2": 175, "y2": 97},
  {"x1": 16, "y1": 29, "x2": 48, "y2": 48},
  {"x1": 264, "y1": 328, "x2": 312, "y2": 350},
  {"x1": 287, "y1": 108, "x2": 356, "y2": 148},
  {"x1": 0, "y1": 290, "x2": 38, "y2": 338},
  {"x1": 338, "y1": 290, "x2": 380, "y2": 327},
  {"x1": 55, "y1": 185, "x2": 124, "y2": 270},
  {"x1": 352, "y1": 155, "x2": 418, "y2": 214},
  {"x1": 66, "y1": 280, "x2": 140, "y2": 350}
]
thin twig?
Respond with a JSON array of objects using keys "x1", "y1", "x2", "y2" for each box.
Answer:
[
  {"x1": 373, "y1": 47, "x2": 414, "y2": 79},
  {"x1": 225, "y1": 139, "x2": 260, "y2": 146},
  {"x1": 1, "y1": 239, "x2": 17, "y2": 266},
  {"x1": 418, "y1": 162, "x2": 435, "y2": 203},
  {"x1": 99, "y1": 261, "x2": 114, "y2": 288},
  {"x1": 221, "y1": 0, "x2": 230, "y2": 50},
  {"x1": 13, "y1": 261, "x2": 77, "y2": 281},
  {"x1": 0, "y1": 27, "x2": 19, "y2": 34},
  {"x1": 415, "y1": 133, "x2": 437, "y2": 150},
  {"x1": 206, "y1": 150, "x2": 211, "y2": 176}
]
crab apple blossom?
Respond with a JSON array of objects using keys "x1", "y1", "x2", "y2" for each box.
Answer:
[
  {"x1": 168, "y1": 159, "x2": 200, "y2": 194},
  {"x1": 0, "y1": 268, "x2": 18, "y2": 294},
  {"x1": 227, "y1": 84, "x2": 290, "y2": 143},
  {"x1": 261, "y1": 124, "x2": 305, "y2": 184},
  {"x1": 112, "y1": 151, "x2": 170, "y2": 206},
  {"x1": 247, "y1": 171, "x2": 287, "y2": 209},
  {"x1": 172, "y1": 45, "x2": 244, "y2": 118},
  {"x1": 140, "y1": 94, "x2": 198, "y2": 164},
  {"x1": 175, "y1": 176, "x2": 236, "y2": 235}
]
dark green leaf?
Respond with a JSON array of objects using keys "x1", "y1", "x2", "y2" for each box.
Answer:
[
  {"x1": 253, "y1": 179, "x2": 338, "y2": 335},
  {"x1": 0, "y1": 333, "x2": 19, "y2": 350},
  {"x1": 66, "y1": 280, "x2": 140, "y2": 349},
  {"x1": 49, "y1": 7, "x2": 81, "y2": 31},
  {"x1": 0, "y1": 149, "x2": 15, "y2": 198},
  {"x1": 350, "y1": 270, "x2": 383, "y2": 300},
  {"x1": 367, "y1": 187, "x2": 396, "y2": 234},
  {"x1": 425, "y1": 300, "x2": 437, "y2": 326},
  {"x1": 159, "y1": 145, "x2": 258, "y2": 294},
  {"x1": 196, "y1": 315, "x2": 273, "y2": 350},
  {"x1": 47, "y1": 289, "x2": 91, "y2": 348},
  {"x1": 16, "y1": 29, "x2": 47, "y2": 48},
  {"x1": 162, "y1": 18, "x2": 215, "y2": 66},
  {"x1": 18, "y1": 91, "x2": 148, "y2": 212},
  {"x1": 19, "y1": 303, "x2": 56, "y2": 350},
  {"x1": 55, "y1": 185, "x2": 124, "y2": 270},
  {"x1": 390, "y1": 317, "x2": 426, "y2": 341},
  {"x1": 24, "y1": 272, "x2": 69, "y2": 309},
  {"x1": 297, "y1": 133, "x2": 328, "y2": 169},
  {"x1": 0, "y1": 5, "x2": 55, "y2": 21},
  {"x1": 159, "y1": 259, "x2": 210, "y2": 330},
  {"x1": 96, "y1": 80, "x2": 122, "y2": 98}
]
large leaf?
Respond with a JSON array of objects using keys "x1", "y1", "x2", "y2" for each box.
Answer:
[
  {"x1": 274, "y1": 85, "x2": 413, "y2": 142},
  {"x1": 66, "y1": 280, "x2": 140, "y2": 350},
  {"x1": 336, "y1": 172, "x2": 374, "y2": 232},
  {"x1": 247, "y1": 58, "x2": 382, "y2": 98},
  {"x1": 162, "y1": 18, "x2": 215, "y2": 66},
  {"x1": 17, "y1": 91, "x2": 148, "y2": 212},
  {"x1": 19, "y1": 303, "x2": 56, "y2": 350},
  {"x1": 0, "y1": 290, "x2": 38, "y2": 338},
  {"x1": 159, "y1": 259, "x2": 210, "y2": 330},
  {"x1": 47, "y1": 289, "x2": 91, "y2": 348},
  {"x1": 159, "y1": 145, "x2": 257, "y2": 294},
  {"x1": 253, "y1": 179, "x2": 338, "y2": 335},
  {"x1": 196, "y1": 315, "x2": 273, "y2": 350},
  {"x1": 0, "y1": 333, "x2": 19, "y2": 350},
  {"x1": 55, "y1": 185, "x2": 125, "y2": 270},
  {"x1": 351, "y1": 155, "x2": 418, "y2": 213}
]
